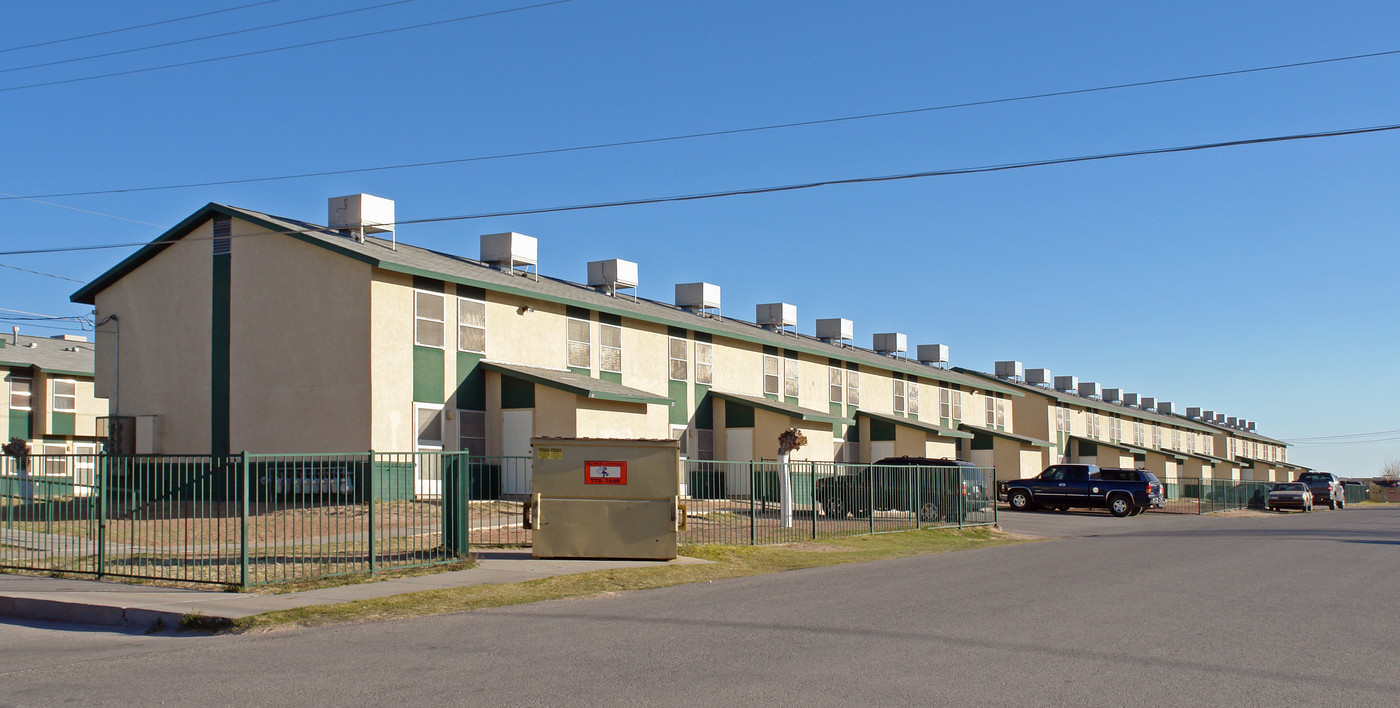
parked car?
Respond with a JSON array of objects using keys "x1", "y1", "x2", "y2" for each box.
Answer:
[
  {"x1": 1266, "y1": 482, "x2": 1313, "y2": 512},
  {"x1": 814, "y1": 457, "x2": 989, "y2": 522},
  {"x1": 997, "y1": 464, "x2": 1163, "y2": 518},
  {"x1": 1097, "y1": 468, "x2": 1166, "y2": 516},
  {"x1": 1297, "y1": 472, "x2": 1346, "y2": 510}
]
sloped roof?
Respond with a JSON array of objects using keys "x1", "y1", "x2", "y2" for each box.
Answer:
[
  {"x1": 958, "y1": 423, "x2": 1052, "y2": 448},
  {"x1": 0, "y1": 334, "x2": 94, "y2": 377},
  {"x1": 709, "y1": 390, "x2": 854, "y2": 426},
  {"x1": 72, "y1": 203, "x2": 1025, "y2": 396},
  {"x1": 857, "y1": 410, "x2": 972, "y2": 439},
  {"x1": 478, "y1": 361, "x2": 672, "y2": 406}
]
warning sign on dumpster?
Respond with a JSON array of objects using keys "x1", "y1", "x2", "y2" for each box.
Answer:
[{"x1": 585, "y1": 460, "x2": 627, "y2": 485}]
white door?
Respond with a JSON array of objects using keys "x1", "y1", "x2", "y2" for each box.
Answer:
[
  {"x1": 723, "y1": 429, "x2": 753, "y2": 495},
  {"x1": 414, "y1": 403, "x2": 444, "y2": 497},
  {"x1": 73, "y1": 443, "x2": 97, "y2": 497},
  {"x1": 502, "y1": 410, "x2": 533, "y2": 495}
]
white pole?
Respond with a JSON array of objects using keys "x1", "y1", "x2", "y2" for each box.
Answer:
[{"x1": 778, "y1": 450, "x2": 793, "y2": 528}]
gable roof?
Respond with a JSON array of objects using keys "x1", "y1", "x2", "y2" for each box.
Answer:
[{"x1": 72, "y1": 203, "x2": 1025, "y2": 396}]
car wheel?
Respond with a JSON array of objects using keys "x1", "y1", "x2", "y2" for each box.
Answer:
[
  {"x1": 1337, "y1": 497, "x2": 1345, "y2": 510},
  {"x1": 1008, "y1": 490, "x2": 1031, "y2": 511},
  {"x1": 823, "y1": 497, "x2": 846, "y2": 518},
  {"x1": 918, "y1": 502, "x2": 939, "y2": 523},
  {"x1": 1130, "y1": 506, "x2": 1145, "y2": 516},
  {"x1": 1109, "y1": 494, "x2": 1133, "y2": 518},
  {"x1": 1328, "y1": 498, "x2": 1336, "y2": 510}
]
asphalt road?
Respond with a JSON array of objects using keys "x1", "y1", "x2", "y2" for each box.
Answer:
[{"x1": 3, "y1": 507, "x2": 1398, "y2": 707}]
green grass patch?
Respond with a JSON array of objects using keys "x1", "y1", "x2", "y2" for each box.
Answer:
[{"x1": 232, "y1": 527, "x2": 1023, "y2": 633}]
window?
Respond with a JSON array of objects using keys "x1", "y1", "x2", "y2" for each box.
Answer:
[
  {"x1": 985, "y1": 395, "x2": 1006, "y2": 429},
  {"x1": 457, "y1": 296, "x2": 486, "y2": 353},
  {"x1": 415, "y1": 405, "x2": 443, "y2": 448},
  {"x1": 567, "y1": 317, "x2": 591, "y2": 369},
  {"x1": 1086, "y1": 411, "x2": 1100, "y2": 439},
  {"x1": 992, "y1": 397, "x2": 1006, "y2": 428},
  {"x1": 907, "y1": 381, "x2": 919, "y2": 416},
  {"x1": 1152, "y1": 425, "x2": 1162, "y2": 449},
  {"x1": 41, "y1": 443, "x2": 67, "y2": 477},
  {"x1": 1228, "y1": 438, "x2": 1236, "y2": 457},
  {"x1": 1171, "y1": 428, "x2": 1181, "y2": 450},
  {"x1": 1252, "y1": 441, "x2": 1258, "y2": 458},
  {"x1": 458, "y1": 409, "x2": 486, "y2": 454},
  {"x1": 600, "y1": 324, "x2": 622, "y2": 374},
  {"x1": 1203, "y1": 436, "x2": 1214, "y2": 456},
  {"x1": 1280, "y1": 446, "x2": 1285, "y2": 463},
  {"x1": 893, "y1": 379, "x2": 905, "y2": 415},
  {"x1": 1109, "y1": 415, "x2": 1121, "y2": 442},
  {"x1": 1055, "y1": 405, "x2": 1070, "y2": 434},
  {"x1": 9, "y1": 375, "x2": 32, "y2": 410},
  {"x1": 846, "y1": 370, "x2": 860, "y2": 406},
  {"x1": 695, "y1": 342, "x2": 713, "y2": 385},
  {"x1": 696, "y1": 429, "x2": 714, "y2": 460},
  {"x1": 671, "y1": 425, "x2": 688, "y2": 458},
  {"x1": 414, "y1": 291, "x2": 446, "y2": 348},
  {"x1": 829, "y1": 366, "x2": 843, "y2": 404},
  {"x1": 51, "y1": 379, "x2": 77, "y2": 413},
  {"x1": 939, "y1": 387, "x2": 951, "y2": 420},
  {"x1": 1187, "y1": 431, "x2": 1197, "y2": 454},
  {"x1": 1133, "y1": 420, "x2": 1145, "y2": 446},
  {"x1": 763, "y1": 355, "x2": 780, "y2": 396},
  {"x1": 669, "y1": 337, "x2": 688, "y2": 381},
  {"x1": 783, "y1": 356, "x2": 799, "y2": 398}
]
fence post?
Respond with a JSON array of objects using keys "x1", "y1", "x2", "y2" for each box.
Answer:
[
  {"x1": 239, "y1": 451, "x2": 249, "y2": 591},
  {"x1": 810, "y1": 461, "x2": 817, "y2": 540},
  {"x1": 869, "y1": 465, "x2": 876, "y2": 535},
  {"x1": 368, "y1": 450, "x2": 377, "y2": 575},
  {"x1": 748, "y1": 461, "x2": 756, "y2": 546},
  {"x1": 97, "y1": 453, "x2": 107, "y2": 579}
]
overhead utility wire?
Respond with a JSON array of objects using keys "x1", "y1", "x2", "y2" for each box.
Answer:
[
  {"x1": 0, "y1": 0, "x2": 574, "y2": 94},
  {"x1": 1287, "y1": 435, "x2": 1400, "y2": 446},
  {"x1": 1285, "y1": 428, "x2": 1400, "y2": 442},
  {"x1": 0, "y1": 263, "x2": 85, "y2": 283},
  {"x1": 0, "y1": 0, "x2": 426, "y2": 75},
  {"x1": 6, "y1": 44, "x2": 1399, "y2": 201},
  {"x1": 2, "y1": 119, "x2": 1398, "y2": 258},
  {"x1": 0, "y1": 0, "x2": 284, "y2": 55}
]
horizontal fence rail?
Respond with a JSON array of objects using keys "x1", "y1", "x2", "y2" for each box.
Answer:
[
  {"x1": 680, "y1": 460, "x2": 996, "y2": 546},
  {"x1": 0, "y1": 452, "x2": 532, "y2": 588},
  {"x1": 1148, "y1": 477, "x2": 1326, "y2": 515}
]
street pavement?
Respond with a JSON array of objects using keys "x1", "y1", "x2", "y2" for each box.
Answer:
[{"x1": 2, "y1": 506, "x2": 1397, "y2": 706}]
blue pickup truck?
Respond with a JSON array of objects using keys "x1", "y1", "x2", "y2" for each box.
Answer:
[{"x1": 998, "y1": 464, "x2": 1164, "y2": 517}]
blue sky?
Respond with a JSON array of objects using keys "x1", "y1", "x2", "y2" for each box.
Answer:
[{"x1": 2, "y1": 0, "x2": 1397, "y2": 474}]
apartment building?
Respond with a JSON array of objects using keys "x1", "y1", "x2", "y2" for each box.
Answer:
[
  {"x1": 1, "y1": 332, "x2": 107, "y2": 478},
  {"x1": 71, "y1": 196, "x2": 1040, "y2": 494}
]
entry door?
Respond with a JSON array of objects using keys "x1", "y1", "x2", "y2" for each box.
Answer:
[
  {"x1": 724, "y1": 429, "x2": 753, "y2": 495},
  {"x1": 414, "y1": 403, "x2": 444, "y2": 497},
  {"x1": 501, "y1": 410, "x2": 533, "y2": 496}
]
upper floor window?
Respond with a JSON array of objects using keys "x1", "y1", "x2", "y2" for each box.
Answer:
[
  {"x1": 783, "y1": 356, "x2": 799, "y2": 398},
  {"x1": 1171, "y1": 428, "x2": 1181, "y2": 450},
  {"x1": 986, "y1": 395, "x2": 1006, "y2": 429},
  {"x1": 1055, "y1": 405, "x2": 1070, "y2": 434},
  {"x1": 8, "y1": 375, "x2": 32, "y2": 411},
  {"x1": 846, "y1": 370, "x2": 860, "y2": 406},
  {"x1": 601, "y1": 324, "x2": 622, "y2": 374},
  {"x1": 414, "y1": 290, "x2": 446, "y2": 348},
  {"x1": 695, "y1": 342, "x2": 713, "y2": 385},
  {"x1": 457, "y1": 296, "x2": 485, "y2": 353},
  {"x1": 907, "y1": 381, "x2": 919, "y2": 416},
  {"x1": 669, "y1": 337, "x2": 688, "y2": 381},
  {"x1": 892, "y1": 379, "x2": 906, "y2": 415},
  {"x1": 1133, "y1": 420, "x2": 1145, "y2": 446},
  {"x1": 762, "y1": 355, "x2": 780, "y2": 396},
  {"x1": 51, "y1": 379, "x2": 77, "y2": 413},
  {"x1": 1152, "y1": 425, "x2": 1162, "y2": 449},
  {"x1": 566, "y1": 317, "x2": 591, "y2": 369},
  {"x1": 829, "y1": 366, "x2": 843, "y2": 404},
  {"x1": 1109, "y1": 415, "x2": 1122, "y2": 442},
  {"x1": 940, "y1": 386, "x2": 962, "y2": 422},
  {"x1": 1085, "y1": 411, "x2": 1100, "y2": 439},
  {"x1": 1187, "y1": 431, "x2": 1197, "y2": 454}
]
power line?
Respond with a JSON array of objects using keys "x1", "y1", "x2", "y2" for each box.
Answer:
[
  {"x1": 1288, "y1": 436, "x2": 1400, "y2": 446},
  {"x1": 1286, "y1": 428, "x2": 1400, "y2": 441},
  {"x1": 0, "y1": 0, "x2": 284, "y2": 55},
  {"x1": 2, "y1": 119, "x2": 1398, "y2": 258},
  {"x1": 7, "y1": 44, "x2": 1400, "y2": 201},
  {"x1": 0, "y1": 192, "x2": 163, "y2": 226},
  {"x1": 0, "y1": 0, "x2": 426, "y2": 76},
  {"x1": 0, "y1": 0, "x2": 575, "y2": 94},
  {"x1": 0, "y1": 263, "x2": 86, "y2": 283}
]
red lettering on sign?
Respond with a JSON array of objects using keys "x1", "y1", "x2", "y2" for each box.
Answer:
[{"x1": 585, "y1": 460, "x2": 627, "y2": 485}]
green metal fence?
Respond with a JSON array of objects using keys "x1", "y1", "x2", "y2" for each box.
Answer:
[
  {"x1": 1, "y1": 452, "x2": 531, "y2": 588},
  {"x1": 1149, "y1": 477, "x2": 1291, "y2": 515},
  {"x1": 680, "y1": 460, "x2": 997, "y2": 546}
]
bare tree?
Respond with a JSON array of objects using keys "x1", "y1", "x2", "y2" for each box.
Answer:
[{"x1": 1381, "y1": 458, "x2": 1400, "y2": 479}]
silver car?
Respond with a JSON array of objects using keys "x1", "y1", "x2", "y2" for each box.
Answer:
[{"x1": 1267, "y1": 482, "x2": 1313, "y2": 512}]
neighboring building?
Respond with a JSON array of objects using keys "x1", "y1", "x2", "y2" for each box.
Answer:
[
  {"x1": 71, "y1": 197, "x2": 1033, "y2": 495},
  {"x1": 1, "y1": 331, "x2": 107, "y2": 479}
]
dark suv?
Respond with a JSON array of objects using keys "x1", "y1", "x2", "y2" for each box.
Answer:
[
  {"x1": 1097, "y1": 468, "x2": 1166, "y2": 515},
  {"x1": 814, "y1": 457, "x2": 990, "y2": 522},
  {"x1": 1298, "y1": 472, "x2": 1346, "y2": 510}
]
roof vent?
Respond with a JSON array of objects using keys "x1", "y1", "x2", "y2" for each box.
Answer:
[
  {"x1": 1078, "y1": 381, "x2": 1102, "y2": 399},
  {"x1": 1246, "y1": 421, "x2": 1257, "y2": 432},
  {"x1": 995, "y1": 361, "x2": 1024, "y2": 380},
  {"x1": 756, "y1": 303, "x2": 797, "y2": 334},
  {"x1": 1123, "y1": 393, "x2": 1139, "y2": 407},
  {"x1": 1215, "y1": 413, "x2": 1227, "y2": 424},
  {"x1": 1054, "y1": 376, "x2": 1078, "y2": 393},
  {"x1": 329, "y1": 194, "x2": 395, "y2": 248},
  {"x1": 50, "y1": 334, "x2": 88, "y2": 342},
  {"x1": 676, "y1": 282, "x2": 721, "y2": 318},
  {"x1": 1141, "y1": 397, "x2": 1157, "y2": 411},
  {"x1": 816, "y1": 318, "x2": 854, "y2": 344},
  {"x1": 1157, "y1": 401, "x2": 1174, "y2": 415},
  {"x1": 1025, "y1": 368, "x2": 1052, "y2": 386},
  {"x1": 1187, "y1": 407, "x2": 1202, "y2": 420},
  {"x1": 1202, "y1": 409, "x2": 1215, "y2": 422},
  {"x1": 1226, "y1": 416, "x2": 1238, "y2": 428},
  {"x1": 872, "y1": 332, "x2": 907, "y2": 357},
  {"x1": 587, "y1": 259, "x2": 638, "y2": 300},
  {"x1": 1103, "y1": 388, "x2": 1123, "y2": 404},
  {"x1": 480, "y1": 232, "x2": 538, "y2": 280},
  {"x1": 917, "y1": 344, "x2": 950, "y2": 367}
]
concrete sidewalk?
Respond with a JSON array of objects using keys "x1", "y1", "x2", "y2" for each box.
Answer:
[{"x1": 0, "y1": 550, "x2": 708, "y2": 631}]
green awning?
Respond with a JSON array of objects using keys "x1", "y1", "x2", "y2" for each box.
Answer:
[
  {"x1": 958, "y1": 423, "x2": 1052, "y2": 448},
  {"x1": 709, "y1": 390, "x2": 854, "y2": 426},
  {"x1": 479, "y1": 361, "x2": 673, "y2": 406},
  {"x1": 858, "y1": 410, "x2": 972, "y2": 439}
]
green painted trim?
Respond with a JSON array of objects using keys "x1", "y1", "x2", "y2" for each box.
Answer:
[
  {"x1": 455, "y1": 352, "x2": 485, "y2": 409},
  {"x1": 50, "y1": 411, "x2": 75, "y2": 436},
  {"x1": 669, "y1": 380, "x2": 688, "y2": 425},
  {"x1": 413, "y1": 346, "x2": 445, "y2": 404},
  {"x1": 599, "y1": 371, "x2": 622, "y2": 384},
  {"x1": 869, "y1": 419, "x2": 896, "y2": 442},
  {"x1": 599, "y1": 312, "x2": 622, "y2": 327},
  {"x1": 784, "y1": 396, "x2": 798, "y2": 406},
  {"x1": 566, "y1": 305, "x2": 591, "y2": 320},
  {"x1": 412, "y1": 275, "x2": 445, "y2": 293},
  {"x1": 0, "y1": 362, "x2": 92, "y2": 377},
  {"x1": 211, "y1": 248, "x2": 230, "y2": 458},
  {"x1": 667, "y1": 326, "x2": 687, "y2": 338},
  {"x1": 710, "y1": 391, "x2": 854, "y2": 426},
  {"x1": 500, "y1": 376, "x2": 535, "y2": 409},
  {"x1": 958, "y1": 423, "x2": 1053, "y2": 448},
  {"x1": 857, "y1": 410, "x2": 973, "y2": 439},
  {"x1": 568, "y1": 366, "x2": 590, "y2": 377},
  {"x1": 1079, "y1": 440, "x2": 1099, "y2": 457},
  {"x1": 972, "y1": 433, "x2": 994, "y2": 450},
  {"x1": 725, "y1": 400, "x2": 755, "y2": 428},
  {"x1": 695, "y1": 387, "x2": 713, "y2": 429},
  {"x1": 8, "y1": 409, "x2": 29, "y2": 440},
  {"x1": 480, "y1": 362, "x2": 672, "y2": 406}
]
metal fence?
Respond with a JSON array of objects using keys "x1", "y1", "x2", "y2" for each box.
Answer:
[
  {"x1": 1147, "y1": 477, "x2": 1360, "y2": 515},
  {"x1": 679, "y1": 460, "x2": 997, "y2": 545},
  {"x1": 1, "y1": 452, "x2": 531, "y2": 588}
]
